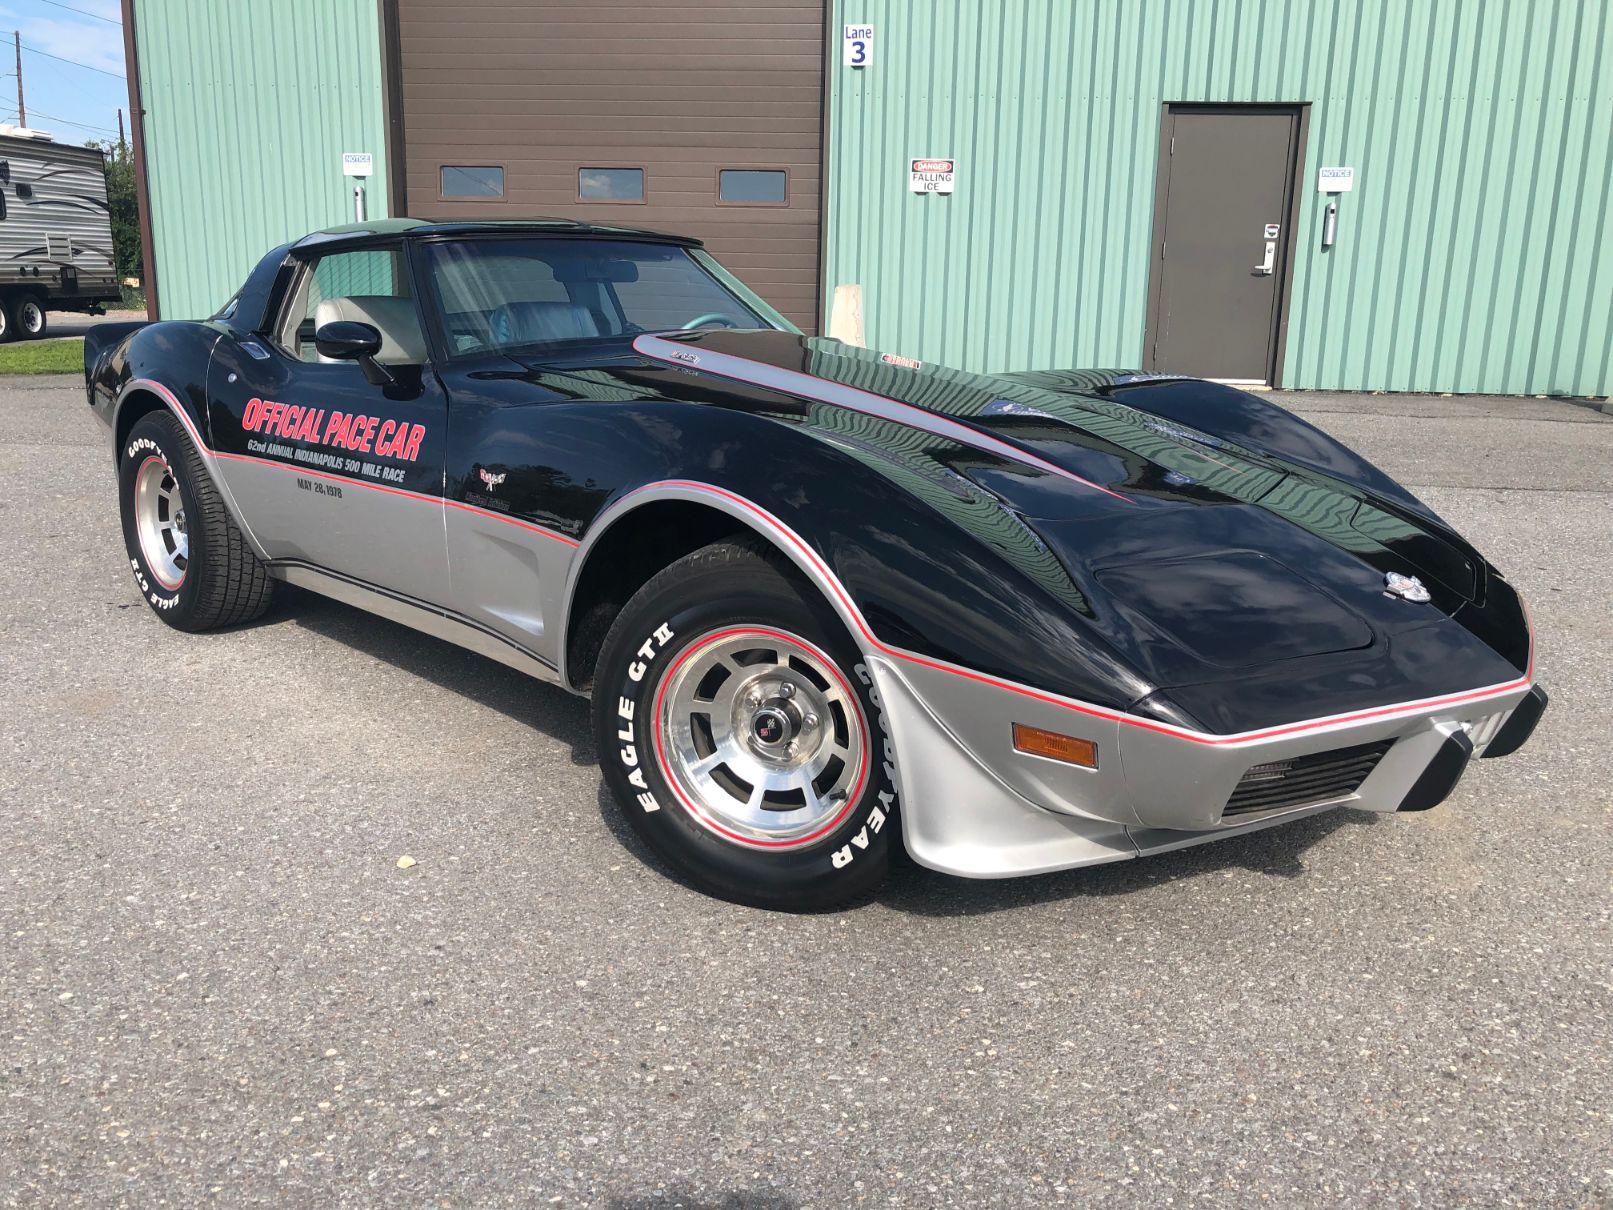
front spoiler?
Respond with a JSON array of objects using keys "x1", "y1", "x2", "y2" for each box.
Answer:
[{"x1": 865, "y1": 654, "x2": 1541, "y2": 880}]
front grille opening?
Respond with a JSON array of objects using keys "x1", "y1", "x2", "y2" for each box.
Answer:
[{"x1": 1223, "y1": 739, "x2": 1394, "y2": 818}]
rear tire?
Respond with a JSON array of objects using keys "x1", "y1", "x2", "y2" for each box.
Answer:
[
  {"x1": 118, "y1": 410, "x2": 276, "y2": 631},
  {"x1": 0, "y1": 300, "x2": 13, "y2": 344},
  {"x1": 593, "y1": 538, "x2": 899, "y2": 910},
  {"x1": 13, "y1": 295, "x2": 45, "y2": 339}
]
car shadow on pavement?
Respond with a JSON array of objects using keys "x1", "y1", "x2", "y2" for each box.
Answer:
[
  {"x1": 278, "y1": 586, "x2": 598, "y2": 766},
  {"x1": 263, "y1": 590, "x2": 1382, "y2": 919},
  {"x1": 876, "y1": 808, "x2": 1379, "y2": 918}
]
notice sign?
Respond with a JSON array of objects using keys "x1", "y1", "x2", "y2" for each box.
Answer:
[
  {"x1": 843, "y1": 24, "x2": 874, "y2": 67},
  {"x1": 1317, "y1": 165, "x2": 1354, "y2": 193},
  {"x1": 342, "y1": 152, "x2": 374, "y2": 178},
  {"x1": 910, "y1": 158, "x2": 955, "y2": 194}
]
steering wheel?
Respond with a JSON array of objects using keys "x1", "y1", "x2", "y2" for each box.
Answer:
[{"x1": 681, "y1": 312, "x2": 743, "y2": 331}]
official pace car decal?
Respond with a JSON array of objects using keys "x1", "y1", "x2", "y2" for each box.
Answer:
[{"x1": 238, "y1": 396, "x2": 426, "y2": 484}]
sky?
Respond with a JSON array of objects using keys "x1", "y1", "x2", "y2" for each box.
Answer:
[{"x1": 0, "y1": 0, "x2": 126, "y2": 148}]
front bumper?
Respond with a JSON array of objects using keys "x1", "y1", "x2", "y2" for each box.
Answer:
[{"x1": 867, "y1": 654, "x2": 1542, "y2": 879}]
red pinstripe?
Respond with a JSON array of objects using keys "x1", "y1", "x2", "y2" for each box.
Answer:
[
  {"x1": 608, "y1": 480, "x2": 1535, "y2": 748},
  {"x1": 124, "y1": 377, "x2": 1533, "y2": 746}
]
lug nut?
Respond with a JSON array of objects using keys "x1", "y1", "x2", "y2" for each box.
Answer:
[
  {"x1": 778, "y1": 683, "x2": 795, "y2": 699},
  {"x1": 803, "y1": 712, "x2": 819, "y2": 729}
]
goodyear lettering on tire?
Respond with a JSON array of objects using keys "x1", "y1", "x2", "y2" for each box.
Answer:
[{"x1": 829, "y1": 663, "x2": 900, "y2": 870}]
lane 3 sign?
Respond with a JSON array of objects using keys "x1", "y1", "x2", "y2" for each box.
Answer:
[
  {"x1": 843, "y1": 24, "x2": 874, "y2": 67},
  {"x1": 910, "y1": 158, "x2": 955, "y2": 194}
]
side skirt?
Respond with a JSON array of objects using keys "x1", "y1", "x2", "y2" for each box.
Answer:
[{"x1": 271, "y1": 561, "x2": 572, "y2": 691}]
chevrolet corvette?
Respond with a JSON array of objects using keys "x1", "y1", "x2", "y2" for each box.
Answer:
[{"x1": 83, "y1": 219, "x2": 1546, "y2": 908}]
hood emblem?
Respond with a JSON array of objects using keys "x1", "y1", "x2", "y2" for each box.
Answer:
[
  {"x1": 1384, "y1": 571, "x2": 1431, "y2": 602},
  {"x1": 477, "y1": 468, "x2": 506, "y2": 490}
]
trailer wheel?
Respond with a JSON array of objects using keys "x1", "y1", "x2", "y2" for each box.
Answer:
[
  {"x1": 0, "y1": 301, "x2": 13, "y2": 344},
  {"x1": 14, "y1": 295, "x2": 45, "y2": 339}
]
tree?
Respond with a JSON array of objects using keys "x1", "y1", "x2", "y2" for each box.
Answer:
[{"x1": 88, "y1": 139, "x2": 141, "y2": 282}]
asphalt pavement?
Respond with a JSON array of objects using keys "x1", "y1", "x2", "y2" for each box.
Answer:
[{"x1": 2, "y1": 377, "x2": 1609, "y2": 1206}]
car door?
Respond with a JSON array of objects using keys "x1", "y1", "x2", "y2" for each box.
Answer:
[{"x1": 207, "y1": 242, "x2": 451, "y2": 605}]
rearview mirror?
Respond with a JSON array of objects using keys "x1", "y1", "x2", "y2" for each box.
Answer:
[
  {"x1": 314, "y1": 320, "x2": 392, "y2": 386},
  {"x1": 552, "y1": 258, "x2": 639, "y2": 284}
]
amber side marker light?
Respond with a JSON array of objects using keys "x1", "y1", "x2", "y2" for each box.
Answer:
[{"x1": 1012, "y1": 723, "x2": 1099, "y2": 769}]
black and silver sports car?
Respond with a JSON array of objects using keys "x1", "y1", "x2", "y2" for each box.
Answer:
[{"x1": 84, "y1": 219, "x2": 1546, "y2": 909}]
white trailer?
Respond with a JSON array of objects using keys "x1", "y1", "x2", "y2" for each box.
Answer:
[{"x1": 0, "y1": 126, "x2": 121, "y2": 341}]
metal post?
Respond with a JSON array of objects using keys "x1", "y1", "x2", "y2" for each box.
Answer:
[{"x1": 353, "y1": 182, "x2": 366, "y2": 223}]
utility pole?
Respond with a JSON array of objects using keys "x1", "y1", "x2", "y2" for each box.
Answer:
[
  {"x1": 12, "y1": 32, "x2": 23, "y2": 128},
  {"x1": 117, "y1": 107, "x2": 126, "y2": 155}
]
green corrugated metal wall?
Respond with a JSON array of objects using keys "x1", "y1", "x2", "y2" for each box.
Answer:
[
  {"x1": 824, "y1": 0, "x2": 1613, "y2": 395},
  {"x1": 133, "y1": 0, "x2": 390, "y2": 319}
]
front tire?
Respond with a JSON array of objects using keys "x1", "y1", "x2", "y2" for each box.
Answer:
[
  {"x1": 118, "y1": 410, "x2": 276, "y2": 631},
  {"x1": 593, "y1": 539, "x2": 899, "y2": 910}
]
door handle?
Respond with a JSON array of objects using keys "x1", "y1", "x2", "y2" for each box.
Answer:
[{"x1": 1253, "y1": 240, "x2": 1276, "y2": 276}]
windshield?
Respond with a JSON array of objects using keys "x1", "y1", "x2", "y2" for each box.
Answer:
[{"x1": 422, "y1": 237, "x2": 787, "y2": 357}]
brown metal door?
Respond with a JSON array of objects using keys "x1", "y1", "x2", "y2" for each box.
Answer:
[{"x1": 1146, "y1": 106, "x2": 1302, "y2": 383}]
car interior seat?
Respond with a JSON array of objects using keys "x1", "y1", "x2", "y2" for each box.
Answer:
[
  {"x1": 488, "y1": 301, "x2": 602, "y2": 346},
  {"x1": 312, "y1": 296, "x2": 429, "y2": 365}
]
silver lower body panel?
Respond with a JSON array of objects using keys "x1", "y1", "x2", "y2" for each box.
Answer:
[
  {"x1": 272, "y1": 562, "x2": 564, "y2": 687},
  {"x1": 866, "y1": 654, "x2": 1535, "y2": 880}
]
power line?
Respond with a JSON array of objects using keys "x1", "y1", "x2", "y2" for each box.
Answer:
[
  {"x1": 10, "y1": 105, "x2": 119, "y2": 135},
  {"x1": 20, "y1": 40, "x2": 124, "y2": 79},
  {"x1": 38, "y1": 0, "x2": 121, "y2": 25}
]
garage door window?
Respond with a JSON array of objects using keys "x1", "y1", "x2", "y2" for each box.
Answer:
[
  {"x1": 578, "y1": 168, "x2": 645, "y2": 203},
  {"x1": 718, "y1": 169, "x2": 787, "y2": 206},
  {"x1": 441, "y1": 165, "x2": 505, "y2": 200}
]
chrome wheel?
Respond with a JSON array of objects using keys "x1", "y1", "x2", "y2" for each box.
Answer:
[
  {"x1": 655, "y1": 627, "x2": 869, "y2": 847},
  {"x1": 132, "y1": 454, "x2": 188, "y2": 589},
  {"x1": 18, "y1": 299, "x2": 43, "y2": 336}
]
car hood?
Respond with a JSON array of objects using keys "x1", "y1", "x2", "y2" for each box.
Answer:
[{"x1": 523, "y1": 329, "x2": 1507, "y2": 708}]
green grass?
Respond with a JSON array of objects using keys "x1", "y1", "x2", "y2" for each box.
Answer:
[{"x1": 0, "y1": 337, "x2": 83, "y2": 375}]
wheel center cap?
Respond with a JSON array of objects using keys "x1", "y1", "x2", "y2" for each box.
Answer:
[{"x1": 751, "y1": 706, "x2": 792, "y2": 747}]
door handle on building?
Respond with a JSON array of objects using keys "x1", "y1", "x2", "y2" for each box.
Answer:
[{"x1": 1253, "y1": 240, "x2": 1276, "y2": 276}]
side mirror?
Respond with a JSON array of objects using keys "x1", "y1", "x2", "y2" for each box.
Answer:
[{"x1": 314, "y1": 320, "x2": 393, "y2": 386}]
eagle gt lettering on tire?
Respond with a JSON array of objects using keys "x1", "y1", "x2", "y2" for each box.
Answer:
[{"x1": 593, "y1": 538, "x2": 899, "y2": 910}]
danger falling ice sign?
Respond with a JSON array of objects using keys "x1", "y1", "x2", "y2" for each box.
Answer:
[{"x1": 909, "y1": 158, "x2": 956, "y2": 194}]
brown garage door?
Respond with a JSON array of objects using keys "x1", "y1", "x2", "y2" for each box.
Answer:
[{"x1": 391, "y1": 0, "x2": 824, "y2": 331}]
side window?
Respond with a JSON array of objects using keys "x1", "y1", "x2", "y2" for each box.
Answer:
[{"x1": 276, "y1": 247, "x2": 426, "y2": 365}]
